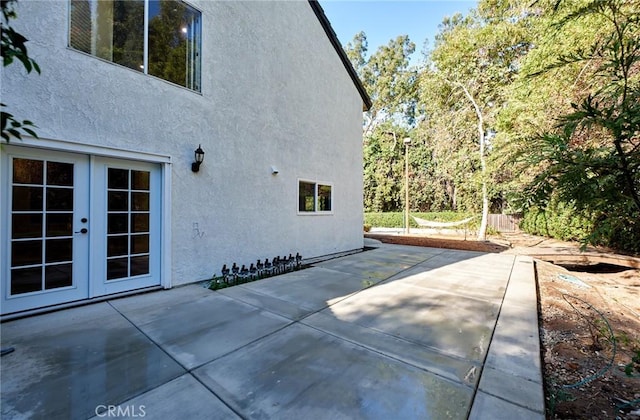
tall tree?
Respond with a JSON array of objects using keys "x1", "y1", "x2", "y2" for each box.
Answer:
[
  {"x1": 419, "y1": 3, "x2": 532, "y2": 237},
  {"x1": 511, "y1": 0, "x2": 640, "y2": 251},
  {"x1": 363, "y1": 125, "x2": 408, "y2": 211},
  {"x1": 348, "y1": 33, "x2": 421, "y2": 213},
  {"x1": 345, "y1": 33, "x2": 418, "y2": 136}
]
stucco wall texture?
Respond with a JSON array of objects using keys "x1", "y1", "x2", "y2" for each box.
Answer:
[{"x1": 2, "y1": 1, "x2": 365, "y2": 285}]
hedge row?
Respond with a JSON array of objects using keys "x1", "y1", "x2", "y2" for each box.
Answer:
[
  {"x1": 520, "y1": 202, "x2": 640, "y2": 254},
  {"x1": 364, "y1": 212, "x2": 477, "y2": 229},
  {"x1": 519, "y1": 203, "x2": 593, "y2": 242}
]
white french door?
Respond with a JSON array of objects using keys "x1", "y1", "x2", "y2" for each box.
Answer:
[
  {"x1": 1, "y1": 147, "x2": 162, "y2": 315},
  {"x1": 91, "y1": 156, "x2": 161, "y2": 296}
]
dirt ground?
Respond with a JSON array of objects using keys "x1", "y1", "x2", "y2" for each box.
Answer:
[
  {"x1": 536, "y1": 259, "x2": 640, "y2": 419},
  {"x1": 365, "y1": 232, "x2": 640, "y2": 419}
]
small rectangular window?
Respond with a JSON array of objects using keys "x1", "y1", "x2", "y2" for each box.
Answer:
[
  {"x1": 298, "y1": 181, "x2": 315, "y2": 212},
  {"x1": 69, "y1": 0, "x2": 201, "y2": 92},
  {"x1": 318, "y1": 184, "x2": 332, "y2": 211},
  {"x1": 298, "y1": 181, "x2": 332, "y2": 213}
]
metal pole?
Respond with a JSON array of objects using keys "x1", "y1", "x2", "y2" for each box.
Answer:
[{"x1": 404, "y1": 137, "x2": 411, "y2": 235}]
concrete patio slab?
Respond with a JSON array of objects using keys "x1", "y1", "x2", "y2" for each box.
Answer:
[
  {"x1": 0, "y1": 303, "x2": 185, "y2": 419},
  {"x1": 219, "y1": 285, "x2": 313, "y2": 321},
  {"x1": 194, "y1": 322, "x2": 473, "y2": 419},
  {"x1": 469, "y1": 391, "x2": 543, "y2": 420},
  {"x1": 88, "y1": 374, "x2": 240, "y2": 420},
  {"x1": 475, "y1": 366, "x2": 544, "y2": 412},
  {"x1": 0, "y1": 244, "x2": 544, "y2": 419},
  {"x1": 230, "y1": 267, "x2": 368, "y2": 313},
  {"x1": 314, "y1": 245, "x2": 443, "y2": 281},
  {"x1": 320, "y1": 281, "x2": 500, "y2": 361},
  {"x1": 472, "y1": 256, "x2": 545, "y2": 418},
  {"x1": 110, "y1": 291, "x2": 291, "y2": 370},
  {"x1": 303, "y1": 311, "x2": 480, "y2": 386}
]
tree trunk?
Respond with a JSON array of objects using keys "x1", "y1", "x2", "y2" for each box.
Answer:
[{"x1": 452, "y1": 81, "x2": 489, "y2": 240}]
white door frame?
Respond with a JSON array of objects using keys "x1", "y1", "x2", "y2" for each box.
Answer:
[
  {"x1": 1, "y1": 138, "x2": 172, "y2": 315},
  {"x1": 90, "y1": 156, "x2": 162, "y2": 297},
  {"x1": 1, "y1": 147, "x2": 91, "y2": 313}
]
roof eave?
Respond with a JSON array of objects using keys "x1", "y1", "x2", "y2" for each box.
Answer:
[{"x1": 308, "y1": 0, "x2": 372, "y2": 112}]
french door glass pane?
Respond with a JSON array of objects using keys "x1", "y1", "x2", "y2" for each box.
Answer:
[
  {"x1": 108, "y1": 235, "x2": 128, "y2": 257},
  {"x1": 46, "y1": 188, "x2": 73, "y2": 210},
  {"x1": 108, "y1": 168, "x2": 129, "y2": 189},
  {"x1": 131, "y1": 213, "x2": 149, "y2": 232},
  {"x1": 13, "y1": 213, "x2": 43, "y2": 239},
  {"x1": 47, "y1": 162, "x2": 74, "y2": 186},
  {"x1": 132, "y1": 192, "x2": 149, "y2": 211},
  {"x1": 11, "y1": 240, "x2": 43, "y2": 266},
  {"x1": 131, "y1": 234, "x2": 149, "y2": 254},
  {"x1": 132, "y1": 171, "x2": 150, "y2": 190},
  {"x1": 12, "y1": 186, "x2": 43, "y2": 211},
  {"x1": 13, "y1": 158, "x2": 43, "y2": 184},
  {"x1": 130, "y1": 256, "x2": 149, "y2": 276},
  {"x1": 45, "y1": 239, "x2": 73, "y2": 263},
  {"x1": 108, "y1": 191, "x2": 128, "y2": 211},
  {"x1": 45, "y1": 264, "x2": 73, "y2": 289},
  {"x1": 108, "y1": 214, "x2": 128, "y2": 234},
  {"x1": 107, "y1": 258, "x2": 128, "y2": 280},
  {"x1": 46, "y1": 214, "x2": 73, "y2": 237},
  {"x1": 11, "y1": 267, "x2": 42, "y2": 294}
]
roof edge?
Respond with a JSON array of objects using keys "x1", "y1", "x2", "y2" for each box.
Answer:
[{"x1": 308, "y1": 0, "x2": 372, "y2": 112}]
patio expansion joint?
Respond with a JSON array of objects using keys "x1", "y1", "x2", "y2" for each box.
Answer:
[
  {"x1": 468, "y1": 255, "x2": 545, "y2": 419},
  {"x1": 203, "y1": 250, "x2": 464, "y2": 380},
  {"x1": 476, "y1": 378, "x2": 546, "y2": 415},
  {"x1": 106, "y1": 249, "x2": 478, "y2": 417},
  {"x1": 300, "y1": 317, "x2": 479, "y2": 389},
  {"x1": 297, "y1": 250, "x2": 481, "y2": 381},
  {"x1": 465, "y1": 254, "x2": 518, "y2": 418},
  {"x1": 105, "y1": 300, "x2": 248, "y2": 420}
]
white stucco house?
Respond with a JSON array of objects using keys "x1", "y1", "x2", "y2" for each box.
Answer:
[{"x1": 0, "y1": 0, "x2": 371, "y2": 317}]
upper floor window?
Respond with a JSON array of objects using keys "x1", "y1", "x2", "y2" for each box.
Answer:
[{"x1": 69, "y1": 0, "x2": 201, "y2": 92}]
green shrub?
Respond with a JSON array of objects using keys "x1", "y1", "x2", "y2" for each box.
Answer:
[
  {"x1": 521, "y1": 201, "x2": 640, "y2": 254},
  {"x1": 364, "y1": 212, "x2": 477, "y2": 229},
  {"x1": 520, "y1": 201, "x2": 593, "y2": 242},
  {"x1": 364, "y1": 212, "x2": 405, "y2": 228}
]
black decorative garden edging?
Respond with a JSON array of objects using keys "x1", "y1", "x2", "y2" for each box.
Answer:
[{"x1": 208, "y1": 253, "x2": 303, "y2": 290}]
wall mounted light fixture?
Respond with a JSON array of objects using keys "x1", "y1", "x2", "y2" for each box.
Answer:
[
  {"x1": 271, "y1": 165, "x2": 279, "y2": 175},
  {"x1": 192, "y1": 144, "x2": 205, "y2": 172}
]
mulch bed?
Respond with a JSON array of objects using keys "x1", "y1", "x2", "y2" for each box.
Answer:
[{"x1": 364, "y1": 233, "x2": 509, "y2": 253}]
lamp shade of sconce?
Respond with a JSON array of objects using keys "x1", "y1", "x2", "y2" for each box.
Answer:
[
  {"x1": 192, "y1": 145, "x2": 205, "y2": 172},
  {"x1": 271, "y1": 165, "x2": 279, "y2": 175}
]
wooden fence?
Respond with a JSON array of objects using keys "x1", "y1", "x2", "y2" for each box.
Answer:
[{"x1": 487, "y1": 214, "x2": 522, "y2": 232}]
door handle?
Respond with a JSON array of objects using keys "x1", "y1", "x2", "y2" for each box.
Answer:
[{"x1": 75, "y1": 228, "x2": 88, "y2": 234}]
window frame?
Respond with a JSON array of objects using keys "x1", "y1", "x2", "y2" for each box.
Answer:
[
  {"x1": 297, "y1": 179, "x2": 333, "y2": 215},
  {"x1": 67, "y1": 0, "x2": 202, "y2": 93}
]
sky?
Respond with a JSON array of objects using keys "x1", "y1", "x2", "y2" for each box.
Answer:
[{"x1": 319, "y1": 1, "x2": 477, "y2": 66}]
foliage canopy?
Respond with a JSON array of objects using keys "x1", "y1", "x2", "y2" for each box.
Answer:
[
  {"x1": 355, "y1": 0, "x2": 640, "y2": 253},
  {"x1": 1, "y1": 0, "x2": 39, "y2": 142}
]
